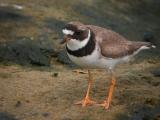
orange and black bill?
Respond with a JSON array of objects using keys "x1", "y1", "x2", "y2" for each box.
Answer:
[{"x1": 60, "y1": 36, "x2": 70, "y2": 44}]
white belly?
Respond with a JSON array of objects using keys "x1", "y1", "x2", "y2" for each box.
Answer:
[
  {"x1": 67, "y1": 46, "x2": 132, "y2": 69},
  {"x1": 67, "y1": 47, "x2": 102, "y2": 68}
]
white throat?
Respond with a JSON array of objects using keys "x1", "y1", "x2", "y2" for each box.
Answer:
[{"x1": 66, "y1": 30, "x2": 91, "y2": 51}]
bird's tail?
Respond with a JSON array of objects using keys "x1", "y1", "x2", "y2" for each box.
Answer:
[
  {"x1": 143, "y1": 42, "x2": 156, "y2": 48},
  {"x1": 134, "y1": 41, "x2": 156, "y2": 49}
]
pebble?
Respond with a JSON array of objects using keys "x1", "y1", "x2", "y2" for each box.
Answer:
[
  {"x1": 52, "y1": 72, "x2": 59, "y2": 77},
  {"x1": 42, "y1": 113, "x2": 49, "y2": 117},
  {"x1": 15, "y1": 101, "x2": 21, "y2": 107}
]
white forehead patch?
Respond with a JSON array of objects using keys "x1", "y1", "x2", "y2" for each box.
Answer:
[{"x1": 62, "y1": 29, "x2": 74, "y2": 35}]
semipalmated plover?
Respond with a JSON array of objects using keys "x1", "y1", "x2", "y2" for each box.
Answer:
[{"x1": 61, "y1": 21, "x2": 155, "y2": 109}]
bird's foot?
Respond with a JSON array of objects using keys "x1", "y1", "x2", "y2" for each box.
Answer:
[
  {"x1": 74, "y1": 97, "x2": 96, "y2": 107},
  {"x1": 97, "y1": 100, "x2": 110, "y2": 110}
]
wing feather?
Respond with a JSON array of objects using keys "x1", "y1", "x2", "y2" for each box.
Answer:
[{"x1": 87, "y1": 25, "x2": 151, "y2": 58}]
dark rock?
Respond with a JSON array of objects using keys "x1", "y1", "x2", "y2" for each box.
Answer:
[
  {"x1": 0, "y1": 37, "x2": 55, "y2": 66},
  {"x1": 130, "y1": 105, "x2": 160, "y2": 120},
  {"x1": 143, "y1": 31, "x2": 155, "y2": 43},
  {"x1": 151, "y1": 68, "x2": 160, "y2": 77},
  {"x1": 37, "y1": 32, "x2": 56, "y2": 57},
  {"x1": 57, "y1": 50, "x2": 77, "y2": 68},
  {"x1": 0, "y1": 6, "x2": 31, "y2": 22},
  {"x1": 0, "y1": 112, "x2": 17, "y2": 120}
]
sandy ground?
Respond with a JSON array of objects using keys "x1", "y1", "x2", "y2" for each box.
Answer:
[{"x1": 0, "y1": 59, "x2": 160, "y2": 120}]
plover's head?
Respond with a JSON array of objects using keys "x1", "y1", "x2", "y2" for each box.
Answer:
[{"x1": 61, "y1": 21, "x2": 91, "y2": 50}]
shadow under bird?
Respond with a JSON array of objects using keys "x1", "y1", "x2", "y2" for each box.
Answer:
[{"x1": 61, "y1": 21, "x2": 155, "y2": 110}]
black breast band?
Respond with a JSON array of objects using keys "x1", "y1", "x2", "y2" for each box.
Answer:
[{"x1": 66, "y1": 32, "x2": 95, "y2": 57}]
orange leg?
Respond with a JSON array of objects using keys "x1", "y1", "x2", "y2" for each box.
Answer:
[
  {"x1": 75, "y1": 70, "x2": 96, "y2": 107},
  {"x1": 98, "y1": 71, "x2": 116, "y2": 109}
]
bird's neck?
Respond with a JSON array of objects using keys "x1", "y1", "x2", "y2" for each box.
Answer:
[
  {"x1": 66, "y1": 30, "x2": 96, "y2": 57},
  {"x1": 66, "y1": 30, "x2": 91, "y2": 51}
]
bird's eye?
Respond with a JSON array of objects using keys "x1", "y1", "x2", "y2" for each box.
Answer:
[{"x1": 76, "y1": 31, "x2": 81, "y2": 35}]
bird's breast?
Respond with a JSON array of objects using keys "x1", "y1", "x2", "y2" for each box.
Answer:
[{"x1": 67, "y1": 45, "x2": 101, "y2": 68}]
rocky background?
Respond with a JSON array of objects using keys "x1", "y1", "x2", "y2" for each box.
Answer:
[{"x1": 0, "y1": 0, "x2": 160, "y2": 120}]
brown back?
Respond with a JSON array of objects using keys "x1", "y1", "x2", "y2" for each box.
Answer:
[{"x1": 87, "y1": 25, "x2": 150, "y2": 58}]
